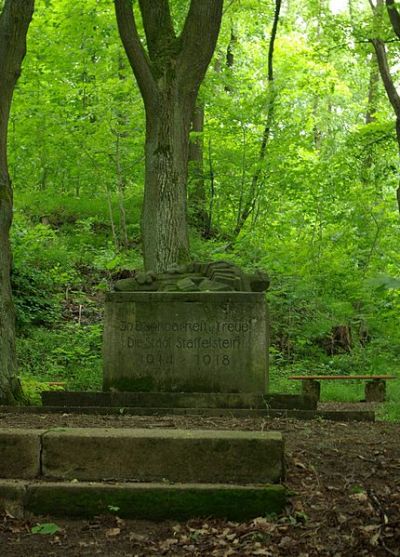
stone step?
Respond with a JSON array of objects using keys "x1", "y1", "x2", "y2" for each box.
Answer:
[
  {"x1": 42, "y1": 428, "x2": 284, "y2": 483},
  {"x1": 41, "y1": 390, "x2": 317, "y2": 410},
  {"x1": 0, "y1": 479, "x2": 287, "y2": 521},
  {"x1": 0, "y1": 428, "x2": 284, "y2": 484},
  {"x1": 0, "y1": 405, "x2": 375, "y2": 421}
]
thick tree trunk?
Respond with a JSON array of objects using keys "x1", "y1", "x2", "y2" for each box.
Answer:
[
  {"x1": 114, "y1": 0, "x2": 223, "y2": 272},
  {"x1": 0, "y1": 0, "x2": 34, "y2": 404},
  {"x1": 0, "y1": 113, "x2": 20, "y2": 404},
  {"x1": 142, "y1": 92, "x2": 192, "y2": 271}
]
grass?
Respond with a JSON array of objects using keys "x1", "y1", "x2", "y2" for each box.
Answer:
[
  {"x1": 377, "y1": 381, "x2": 400, "y2": 421},
  {"x1": 270, "y1": 364, "x2": 400, "y2": 421},
  {"x1": 269, "y1": 367, "x2": 366, "y2": 401},
  {"x1": 18, "y1": 347, "x2": 400, "y2": 421}
]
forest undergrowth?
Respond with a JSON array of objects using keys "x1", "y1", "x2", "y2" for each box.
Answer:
[
  {"x1": 4, "y1": 0, "x2": 400, "y2": 419},
  {"x1": 13, "y1": 194, "x2": 400, "y2": 422}
]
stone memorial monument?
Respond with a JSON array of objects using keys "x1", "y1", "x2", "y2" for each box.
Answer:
[{"x1": 103, "y1": 261, "x2": 270, "y2": 394}]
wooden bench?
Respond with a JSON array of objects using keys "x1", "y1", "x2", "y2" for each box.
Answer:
[{"x1": 289, "y1": 375, "x2": 397, "y2": 402}]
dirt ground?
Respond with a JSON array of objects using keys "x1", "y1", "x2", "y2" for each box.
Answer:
[{"x1": 1, "y1": 408, "x2": 400, "y2": 557}]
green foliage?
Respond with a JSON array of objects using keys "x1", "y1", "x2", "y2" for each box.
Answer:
[
  {"x1": 20, "y1": 376, "x2": 64, "y2": 406},
  {"x1": 4, "y1": 0, "x2": 399, "y2": 418},
  {"x1": 107, "y1": 504, "x2": 121, "y2": 513},
  {"x1": 11, "y1": 217, "x2": 76, "y2": 330},
  {"x1": 377, "y1": 381, "x2": 400, "y2": 422},
  {"x1": 18, "y1": 324, "x2": 103, "y2": 391}
]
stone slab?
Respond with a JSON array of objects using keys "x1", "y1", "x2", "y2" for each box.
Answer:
[
  {"x1": 41, "y1": 391, "x2": 317, "y2": 411},
  {"x1": 25, "y1": 481, "x2": 287, "y2": 521},
  {"x1": 0, "y1": 406, "x2": 375, "y2": 421},
  {"x1": 102, "y1": 292, "x2": 268, "y2": 393},
  {"x1": 42, "y1": 428, "x2": 284, "y2": 484},
  {"x1": 0, "y1": 429, "x2": 42, "y2": 479}
]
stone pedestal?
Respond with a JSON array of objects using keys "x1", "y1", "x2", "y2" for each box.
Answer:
[{"x1": 103, "y1": 292, "x2": 268, "y2": 393}]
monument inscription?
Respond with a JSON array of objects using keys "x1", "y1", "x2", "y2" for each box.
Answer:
[{"x1": 103, "y1": 292, "x2": 268, "y2": 393}]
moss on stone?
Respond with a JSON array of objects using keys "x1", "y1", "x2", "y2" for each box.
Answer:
[{"x1": 26, "y1": 483, "x2": 287, "y2": 521}]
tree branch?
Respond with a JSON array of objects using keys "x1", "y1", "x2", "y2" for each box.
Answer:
[
  {"x1": 268, "y1": 0, "x2": 281, "y2": 82},
  {"x1": 386, "y1": 0, "x2": 400, "y2": 38},
  {"x1": 138, "y1": 0, "x2": 175, "y2": 61},
  {"x1": 114, "y1": 0, "x2": 157, "y2": 110},
  {"x1": 258, "y1": 0, "x2": 281, "y2": 164},
  {"x1": 234, "y1": 0, "x2": 282, "y2": 237},
  {"x1": 371, "y1": 38, "x2": 400, "y2": 116},
  {"x1": 177, "y1": 0, "x2": 224, "y2": 94}
]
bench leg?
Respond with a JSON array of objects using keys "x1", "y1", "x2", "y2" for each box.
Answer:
[
  {"x1": 302, "y1": 380, "x2": 320, "y2": 402},
  {"x1": 365, "y1": 380, "x2": 386, "y2": 403}
]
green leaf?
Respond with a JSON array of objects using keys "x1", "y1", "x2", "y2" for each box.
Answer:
[{"x1": 31, "y1": 523, "x2": 61, "y2": 535}]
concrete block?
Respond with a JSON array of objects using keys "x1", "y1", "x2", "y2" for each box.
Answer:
[
  {"x1": 26, "y1": 481, "x2": 287, "y2": 521},
  {"x1": 42, "y1": 428, "x2": 284, "y2": 484},
  {"x1": 0, "y1": 429, "x2": 42, "y2": 479}
]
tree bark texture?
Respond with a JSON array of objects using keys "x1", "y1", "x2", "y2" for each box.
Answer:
[
  {"x1": 114, "y1": 0, "x2": 223, "y2": 272},
  {"x1": 0, "y1": 0, "x2": 34, "y2": 404},
  {"x1": 386, "y1": 0, "x2": 400, "y2": 38}
]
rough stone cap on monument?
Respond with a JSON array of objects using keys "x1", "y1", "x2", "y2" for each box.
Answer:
[{"x1": 114, "y1": 261, "x2": 270, "y2": 293}]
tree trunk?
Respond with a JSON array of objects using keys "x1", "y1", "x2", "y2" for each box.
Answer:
[
  {"x1": 0, "y1": 0, "x2": 34, "y2": 404},
  {"x1": 114, "y1": 0, "x2": 223, "y2": 272},
  {"x1": 188, "y1": 103, "x2": 208, "y2": 233},
  {"x1": 142, "y1": 91, "x2": 192, "y2": 271},
  {"x1": 0, "y1": 120, "x2": 19, "y2": 404}
]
